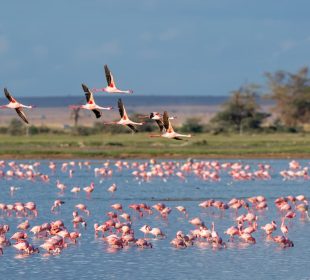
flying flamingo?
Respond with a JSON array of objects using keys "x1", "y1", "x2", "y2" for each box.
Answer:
[
  {"x1": 150, "y1": 111, "x2": 192, "y2": 140},
  {"x1": 104, "y1": 99, "x2": 144, "y2": 133},
  {"x1": 92, "y1": 64, "x2": 133, "y2": 94},
  {"x1": 69, "y1": 84, "x2": 112, "y2": 118},
  {"x1": 139, "y1": 112, "x2": 176, "y2": 132},
  {"x1": 0, "y1": 88, "x2": 35, "y2": 124}
]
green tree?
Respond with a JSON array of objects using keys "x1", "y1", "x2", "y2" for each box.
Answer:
[
  {"x1": 211, "y1": 84, "x2": 270, "y2": 133},
  {"x1": 265, "y1": 67, "x2": 310, "y2": 126}
]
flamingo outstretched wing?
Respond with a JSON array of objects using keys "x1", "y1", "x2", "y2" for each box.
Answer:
[
  {"x1": 155, "y1": 119, "x2": 164, "y2": 132},
  {"x1": 104, "y1": 65, "x2": 115, "y2": 87},
  {"x1": 81, "y1": 84, "x2": 101, "y2": 118},
  {"x1": 127, "y1": 124, "x2": 138, "y2": 133},
  {"x1": 81, "y1": 84, "x2": 95, "y2": 103},
  {"x1": 118, "y1": 98, "x2": 128, "y2": 119},
  {"x1": 15, "y1": 108, "x2": 29, "y2": 124},
  {"x1": 163, "y1": 111, "x2": 174, "y2": 132},
  {"x1": 92, "y1": 109, "x2": 102, "y2": 119},
  {"x1": 4, "y1": 88, "x2": 15, "y2": 102}
]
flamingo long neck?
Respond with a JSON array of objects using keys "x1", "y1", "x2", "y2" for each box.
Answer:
[
  {"x1": 92, "y1": 88, "x2": 107, "y2": 93},
  {"x1": 23, "y1": 105, "x2": 34, "y2": 108},
  {"x1": 175, "y1": 133, "x2": 191, "y2": 138},
  {"x1": 130, "y1": 121, "x2": 143, "y2": 125}
]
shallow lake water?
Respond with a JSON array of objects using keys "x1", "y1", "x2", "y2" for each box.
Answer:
[{"x1": 0, "y1": 159, "x2": 309, "y2": 280}]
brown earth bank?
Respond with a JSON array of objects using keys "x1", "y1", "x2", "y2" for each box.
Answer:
[{"x1": 0, "y1": 153, "x2": 309, "y2": 160}]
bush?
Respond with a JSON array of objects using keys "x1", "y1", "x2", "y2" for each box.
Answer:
[
  {"x1": 181, "y1": 117, "x2": 204, "y2": 133},
  {"x1": 0, "y1": 127, "x2": 8, "y2": 134},
  {"x1": 73, "y1": 126, "x2": 93, "y2": 136},
  {"x1": 7, "y1": 119, "x2": 26, "y2": 136},
  {"x1": 28, "y1": 125, "x2": 39, "y2": 135},
  {"x1": 38, "y1": 126, "x2": 51, "y2": 133}
]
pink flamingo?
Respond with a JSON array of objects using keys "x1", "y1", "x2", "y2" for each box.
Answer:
[
  {"x1": 104, "y1": 99, "x2": 144, "y2": 133},
  {"x1": 150, "y1": 227, "x2": 166, "y2": 239},
  {"x1": 92, "y1": 64, "x2": 133, "y2": 94},
  {"x1": 75, "y1": 204, "x2": 90, "y2": 216},
  {"x1": 150, "y1": 111, "x2": 191, "y2": 140},
  {"x1": 0, "y1": 88, "x2": 35, "y2": 123},
  {"x1": 51, "y1": 200, "x2": 65, "y2": 212},
  {"x1": 17, "y1": 220, "x2": 30, "y2": 231},
  {"x1": 280, "y1": 218, "x2": 289, "y2": 236},
  {"x1": 83, "y1": 182, "x2": 95, "y2": 195},
  {"x1": 108, "y1": 183, "x2": 117, "y2": 194},
  {"x1": 261, "y1": 221, "x2": 277, "y2": 235},
  {"x1": 69, "y1": 84, "x2": 112, "y2": 119},
  {"x1": 175, "y1": 206, "x2": 188, "y2": 217},
  {"x1": 224, "y1": 226, "x2": 240, "y2": 241}
]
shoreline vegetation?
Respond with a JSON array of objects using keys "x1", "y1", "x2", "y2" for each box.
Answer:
[{"x1": 1, "y1": 133, "x2": 310, "y2": 159}]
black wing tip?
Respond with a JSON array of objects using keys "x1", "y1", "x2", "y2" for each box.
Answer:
[
  {"x1": 81, "y1": 84, "x2": 89, "y2": 93},
  {"x1": 127, "y1": 124, "x2": 138, "y2": 133},
  {"x1": 92, "y1": 109, "x2": 102, "y2": 119}
]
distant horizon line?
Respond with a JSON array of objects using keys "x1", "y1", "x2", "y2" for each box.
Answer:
[
  {"x1": 0, "y1": 95, "x2": 272, "y2": 108},
  {"x1": 1, "y1": 94, "x2": 231, "y2": 98}
]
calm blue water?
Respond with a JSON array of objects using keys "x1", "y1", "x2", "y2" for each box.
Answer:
[{"x1": 0, "y1": 159, "x2": 309, "y2": 280}]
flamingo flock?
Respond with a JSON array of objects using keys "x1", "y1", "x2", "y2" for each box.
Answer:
[
  {"x1": 1, "y1": 64, "x2": 191, "y2": 139},
  {"x1": 0, "y1": 159, "x2": 309, "y2": 257}
]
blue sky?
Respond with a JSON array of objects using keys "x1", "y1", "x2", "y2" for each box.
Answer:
[{"x1": 0, "y1": 0, "x2": 309, "y2": 96}]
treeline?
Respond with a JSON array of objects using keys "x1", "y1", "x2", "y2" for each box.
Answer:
[
  {"x1": 0, "y1": 117, "x2": 200, "y2": 136},
  {"x1": 210, "y1": 66, "x2": 310, "y2": 133}
]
